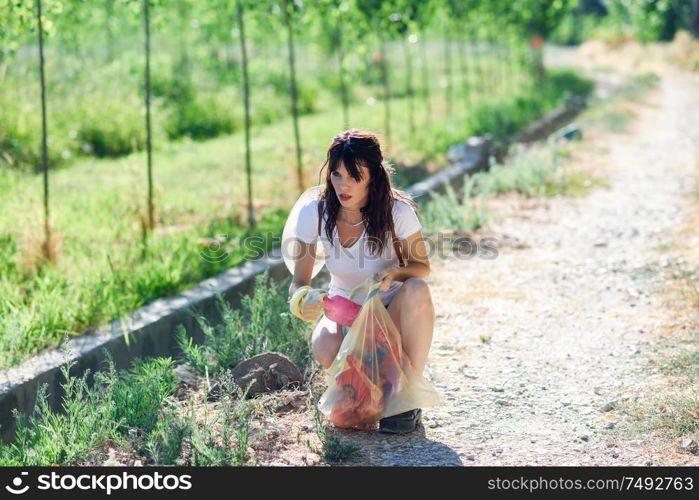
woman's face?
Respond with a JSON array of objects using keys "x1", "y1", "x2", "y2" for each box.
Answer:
[{"x1": 331, "y1": 160, "x2": 370, "y2": 210}]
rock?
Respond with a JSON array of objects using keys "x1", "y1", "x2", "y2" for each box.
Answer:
[
  {"x1": 600, "y1": 400, "x2": 618, "y2": 412},
  {"x1": 230, "y1": 352, "x2": 303, "y2": 398},
  {"x1": 678, "y1": 438, "x2": 698, "y2": 454},
  {"x1": 173, "y1": 363, "x2": 199, "y2": 386},
  {"x1": 579, "y1": 435, "x2": 590, "y2": 442},
  {"x1": 605, "y1": 421, "x2": 617, "y2": 429}
]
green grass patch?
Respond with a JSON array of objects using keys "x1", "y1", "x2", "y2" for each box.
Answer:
[
  {"x1": 145, "y1": 370, "x2": 253, "y2": 466},
  {"x1": 176, "y1": 271, "x2": 313, "y2": 377},
  {"x1": 421, "y1": 179, "x2": 490, "y2": 235},
  {"x1": 0, "y1": 352, "x2": 178, "y2": 466},
  {"x1": 0, "y1": 207, "x2": 287, "y2": 370},
  {"x1": 471, "y1": 143, "x2": 610, "y2": 199},
  {"x1": 303, "y1": 408, "x2": 360, "y2": 463}
]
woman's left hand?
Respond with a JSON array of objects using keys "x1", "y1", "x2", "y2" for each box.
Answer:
[{"x1": 374, "y1": 267, "x2": 398, "y2": 292}]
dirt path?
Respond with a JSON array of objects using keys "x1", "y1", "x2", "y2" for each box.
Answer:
[
  {"x1": 342, "y1": 68, "x2": 699, "y2": 467},
  {"x1": 248, "y1": 58, "x2": 699, "y2": 468}
]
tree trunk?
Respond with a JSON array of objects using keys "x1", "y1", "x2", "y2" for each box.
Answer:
[
  {"x1": 143, "y1": 0, "x2": 155, "y2": 234},
  {"x1": 455, "y1": 23, "x2": 472, "y2": 115},
  {"x1": 176, "y1": 1, "x2": 191, "y2": 80},
  {"x1": 283, "y1": 0, "x2": 304, "y2": 194},
  {"x1": 105, "y1": 0, "x2": 114, "y2": 62},
  {"x1": 419, "y1": 28, "x2": 432, "y2": 127},
  {"x1": 402, "y1": 36, "x2": 415, "y2": 143},
  {"x1": 472, "y1": 23, "x2": 486, "y2": 96},
  {"x1": 443, "y1": 24, "x2": 453, "y2": 121},
  {"x1": 335, "y1": 21, "x2": 350, "y2": 130},
  {"x1": 691, "y1": 0, "x2": 699, "y2": 37},
  {"x1": 36, "y1": 0, "x2": 51, "y2": 261},
  {"x1": 236, "y1": 0, "x2": 254, "y2": 228},
  {"x1": 378, "y1": 33, "x2": 391, "y2": 149}
]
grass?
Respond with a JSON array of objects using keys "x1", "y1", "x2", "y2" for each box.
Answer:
[
  {"x1": 421, "y1": 179, "x2": 491, "y2": 236},
  {"x1": 302, "y1": 405, "x2": 360, "y2": 463},
  {"x1": 654, "y1": 261, "x2": 699, "y2": 439},
  {"x1": 0, "y1": 352, "x2": 177, "y2": 466},
  {"x1": 176, "y1": 271, "x2": 312, "y2": 377},
  {"x1": 0, "y1": 271, "x2": 308, "y2": 466},
  {"x1": 0, "y1": 207, "x2": 287, "y2": 370},
  {"x1": 579, "y1": 71, "x2": 661, "y2": 134},
  {"x1": 0, "y1": 63, "x2": 591, "y2": 369},
  {"x1": 608, "y1": 259, "x2": 699, "y2": 448},
  {"x1": 0, "y1": 42, "x2": 328, "y2": 169},
  {"x1": 659, "y1": 350, "x2": 699, "y2": 383},
  {"x1": 147, "y1": 370, "x2": 253, "y2": 467},
  {"x1": 420, "y1": 138, "x2": 610, "y2": 242},
  {"x1": 471, "y1": 142, "x2": 611, "y2": 199}
]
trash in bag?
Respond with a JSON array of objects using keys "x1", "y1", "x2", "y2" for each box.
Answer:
[{"x1": 318, "y1": 276, "x2": 443, "y2": 429}]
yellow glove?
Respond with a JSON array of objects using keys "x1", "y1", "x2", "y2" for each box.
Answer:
[
  {"x1": 289, "y1": 286, "x2": 311, "y2": 320},
  {"x1": 289, "y1": 286, "x2": 327, "y2": 322}
]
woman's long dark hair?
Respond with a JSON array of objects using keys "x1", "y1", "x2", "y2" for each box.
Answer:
[{"x1": 317, "y1": 129, "x2": 419, "y2": 256}]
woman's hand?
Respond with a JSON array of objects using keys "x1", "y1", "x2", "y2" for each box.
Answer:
[
  {"x1": 299, "y1": 288, "x2": 328, "y2": 322},
  {"x1": 374, "y1": 267, "x2": 398, "y2": 292}
]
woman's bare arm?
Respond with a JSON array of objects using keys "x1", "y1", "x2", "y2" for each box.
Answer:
[
  {"x1": 393, "y1": 229, "x2": 431, "y2": 281},
  {"x1": 289, "y1": 240, "x2": 316, "y2": 298}
]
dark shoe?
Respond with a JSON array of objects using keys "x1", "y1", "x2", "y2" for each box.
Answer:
[{"x1": 378, "y1": 409, "x2": 422, "y2": 434}]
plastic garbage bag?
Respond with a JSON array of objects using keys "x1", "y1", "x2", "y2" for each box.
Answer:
[{"x1": 318, "y1": 276, "x2": 443, "y2": 429}]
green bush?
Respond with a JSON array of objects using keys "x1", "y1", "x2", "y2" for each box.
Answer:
[
  {"x1": 264, "y1": 71, "x2": 320, "y2": 115},
  {"x1": 548, "y1": 70, "x2": 595, "y2": 97},
  {"x1": 95, "y1": 352, "x2": 178, "y2": 436},
  {"x1": 75, "y1": 97, "x2": 149, "y2": 157},
  {"x1": 176, "y1": 271, "x2": 311, "y2": 376},
  {"x1": 164, "y1": 93, "x2": 238, "y2": 140},
  {"x1": 421, "y1": 180, "x2": 489, "y2": 234},
  {"x1": 0, "y1": 96, "x2": 67, "y2": 170},
  {"x1": 0, "y1": 359, "x2": 120, "y2": 466},
  {"x1": 0, "y1": 351, "x2": 180, "y2": 466},
  {"x1": 149, "y1": 73, "x2": 196, "y2": 105}
]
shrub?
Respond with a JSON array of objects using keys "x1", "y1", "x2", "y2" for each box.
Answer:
[{"x1": 176, "y1": 271, "x2": 311, "y2": 376}]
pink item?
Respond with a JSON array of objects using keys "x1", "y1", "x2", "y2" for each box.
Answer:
[{"x1": 323, "y1": 295, "x2": 362, "y2": 327}]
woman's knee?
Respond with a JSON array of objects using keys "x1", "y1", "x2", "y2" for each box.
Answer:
[
  {"x1": 310, "y1": 321, "x2": 343, "y2": 369},
  {"x1": 402, "y1": 278, "x2": 433, "y2": 307}
]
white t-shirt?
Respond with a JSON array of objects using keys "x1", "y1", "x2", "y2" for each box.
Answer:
[{"x1": 293, "y1": 196, "x2": 423, "y2": 301}]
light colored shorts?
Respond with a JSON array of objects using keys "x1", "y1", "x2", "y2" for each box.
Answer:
[{"x1": 378, "y1": 280, "x2": 403, "y2": 308}]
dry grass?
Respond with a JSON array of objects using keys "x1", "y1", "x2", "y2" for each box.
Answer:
[
  {"x1": 17, "y1": 221, "x2": 63, "y2": 277},
  {"x1": 617, "y1": 169, "x2": 699, "y2": 455}
]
